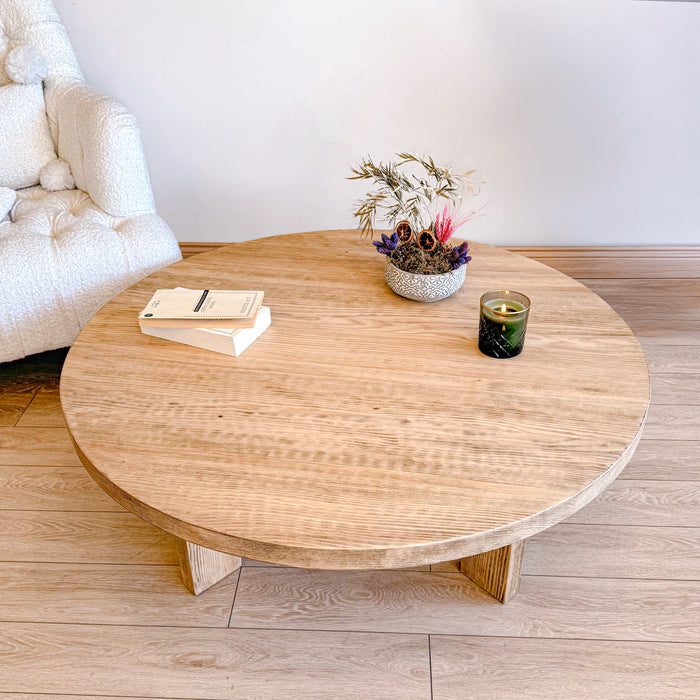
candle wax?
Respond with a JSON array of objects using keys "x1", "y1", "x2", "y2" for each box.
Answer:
[{"x1": 483, "y1": 299, "x2": 526, "y2": 316}]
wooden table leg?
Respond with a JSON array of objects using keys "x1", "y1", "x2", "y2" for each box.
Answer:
[
  {"x1": 176, "y1": 539, "x2": 242, "y2": 595},
  {"x1": 459, "y1": 540, "x2": 524, "y2": 603}
]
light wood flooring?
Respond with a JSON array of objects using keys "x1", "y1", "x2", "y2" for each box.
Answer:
[{"x1": 0, "y1": 250, "x2": 698, "y2": 699}]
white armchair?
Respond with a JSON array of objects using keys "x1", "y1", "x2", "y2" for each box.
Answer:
[{"x1": 0, "y1": 0, "x2": 181, "y2": 362}]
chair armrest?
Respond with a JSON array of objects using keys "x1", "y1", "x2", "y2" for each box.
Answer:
[{"x1": 46, "y1": 80, "x2": 156, "y2": 217}]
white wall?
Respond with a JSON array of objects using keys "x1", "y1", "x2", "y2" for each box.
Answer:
[{"x1": 53, "y1": 0, "x2": 700, "y2": 245}]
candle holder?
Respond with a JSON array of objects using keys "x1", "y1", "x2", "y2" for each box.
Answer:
[{"x1": 478, "y1": 290, "x2": 531, "y2": 358}]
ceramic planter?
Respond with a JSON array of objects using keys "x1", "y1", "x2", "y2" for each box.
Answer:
[{"x1": 385, "y1": 261, "x2": 466, "y2": 302}]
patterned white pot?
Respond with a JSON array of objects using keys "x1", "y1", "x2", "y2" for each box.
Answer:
[{"x1": 385, "y1": 261, "x2": 466, "y2": 302}]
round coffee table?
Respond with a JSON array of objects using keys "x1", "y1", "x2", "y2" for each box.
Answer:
[{"x1": 60, "y1": 231, "x2": 649, "y2": 602}]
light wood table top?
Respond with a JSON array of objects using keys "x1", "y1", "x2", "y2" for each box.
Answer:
[{"x1": 60, "y1": 231, "x2": 650, "y2": 575}]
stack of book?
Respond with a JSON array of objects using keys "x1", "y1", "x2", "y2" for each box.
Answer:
[{"x1": 138, "y1": 288, "x2": 270, "y2": 357}]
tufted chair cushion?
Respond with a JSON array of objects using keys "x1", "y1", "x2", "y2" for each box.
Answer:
[{"x1": 0, "y1": 187, "x2": 182, "y2": 361}]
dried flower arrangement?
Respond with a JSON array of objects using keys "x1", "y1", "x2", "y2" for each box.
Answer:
[{"x1": 349, "y1": 153, "x2": 483, "y2": 274}]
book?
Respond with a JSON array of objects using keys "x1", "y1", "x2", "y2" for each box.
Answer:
[
  {"x1": 138, "y1": 289, "x2": 264, "y2": 329},
  {"x1": 140, "y1": 306, "x2": 271, "y2": 356}
]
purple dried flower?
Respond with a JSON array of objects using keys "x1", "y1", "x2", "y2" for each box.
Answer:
[
  {"x1": 452, "y1": 242, "x2": 469, "y2": 258},
  {"x1": 374, "y1": 233, "x2": 398, "y2": 255},
  {"x1": 380, "y1": 233, "x2": 399, "y2": 250},
  {"x1": 451, "y1": 242, "x2": 472, "y2": 268},
  {"x1": 451, "y1": 243, "x2": 471, "y2": 267}
]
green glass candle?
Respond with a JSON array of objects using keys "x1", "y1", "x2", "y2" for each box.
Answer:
[{"x1": 478, "y1": 290, "x2": 531, "y2": 358}]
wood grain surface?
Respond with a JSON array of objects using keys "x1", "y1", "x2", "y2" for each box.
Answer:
[
  {"x1": 508, "y1": 245, "x2": 700, "y2": 279},
  {"x1": 0, "y1": 393, "x2": 32, "y2": 426},
  {"x1": 565, "y1": 480, "x2": 700, "y2": 527},
  {"x1": 642, "y1": 344, "x2": 700, "y2": 373},
  {"x1": 458, "y1": 541, "x2": 524, "y2": 602},
  {"x1": 430, "y1": 635, "x2": 700, "y2": 700},
  {"x1": 0, "y1": 466, "x2": 123, "y2": 511},
  {"x1": 177, "y1": 540, "x2": 241, "y2": 595},
  {"x1": 0, "y1": 623, "x2": 431, "y2": 699},
  {"x1": 645, "y1": 404, "x2": 700, "y2": 440},
  {"x1": 60, "y1": 232, "x2": 650, "y2": 569},
  {"x1": 0, "y1": 427, "x2": 81, "y2": 466},
  {"x1": 620, "y1": 439, "x2": 699, "y2": 481},
  {"x1": 522, "y1": 523, "x2": 700, "y2": 579},
  {"x1": 228, "y1": 567, "x2": 700, "y2": 640},
  {"x1": 0, "y1": 511, "x2": 177, "y2": 564},
  {"x1": 651, "y1": 374, "x2": 700, "y2": 405},
  {"x1": 581, "y1": 279, "x2": 700, "y2": 344},
  {"x1": 16, "y1": 393, "x2": 66, "y2": 427},
  {"x1": 0, "y1": 561, "x2": 237, "y2": 627}
]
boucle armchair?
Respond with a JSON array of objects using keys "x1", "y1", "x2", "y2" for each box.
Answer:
[{"x1": 0, "y1": 0, "x2": 181, "y2": 363}]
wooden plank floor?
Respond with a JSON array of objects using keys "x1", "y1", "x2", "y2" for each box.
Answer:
[{"x1": 0, "y1": 250, "x2": 698, "y2": 699}]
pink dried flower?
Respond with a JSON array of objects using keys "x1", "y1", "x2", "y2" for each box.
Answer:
[{"x1": 434, "y1": 203, "x2": 487, "y2": 242}]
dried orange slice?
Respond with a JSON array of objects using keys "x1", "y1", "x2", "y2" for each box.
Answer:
[
  {"x1": 395, "y1": 220, "x2": 413, "y2": 245},
  {"x1": 417, "y1": 229, "x2": 437, "y2": 252}
]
